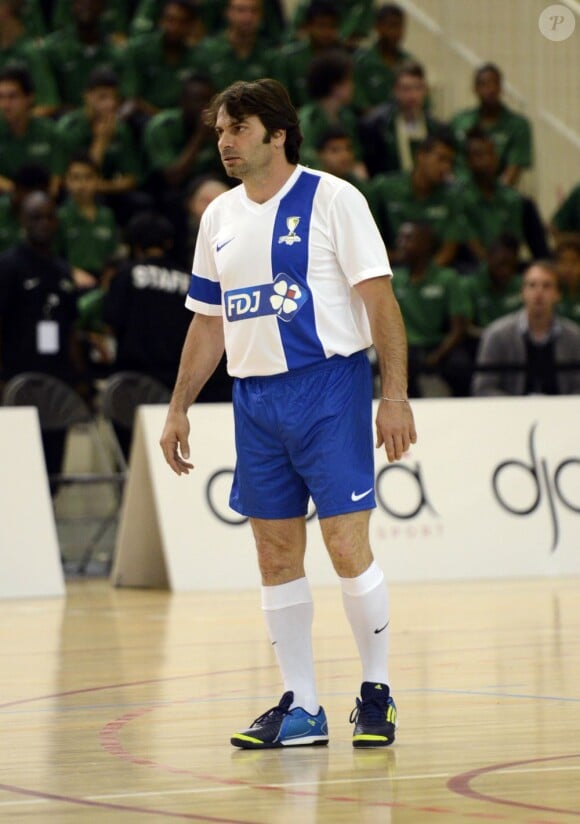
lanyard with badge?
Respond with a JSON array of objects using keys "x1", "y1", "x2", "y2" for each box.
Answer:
[{"x1": 36, "y1": 294, "x2": 61, "y2": 354}]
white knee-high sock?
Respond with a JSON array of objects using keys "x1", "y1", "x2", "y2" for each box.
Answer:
[
  {"x1": 261, "y1": 577, "x2": 319, "y2": 715},
  {"x1": 340, "y1": 561, "x2": 389, "y2": 686}
]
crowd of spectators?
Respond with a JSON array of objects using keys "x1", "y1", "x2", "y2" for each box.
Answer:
[{"x1": 1, "y1": 0, "x2": 580, "y2": 455}]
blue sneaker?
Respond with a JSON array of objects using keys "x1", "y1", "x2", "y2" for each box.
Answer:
[
  {"x1": 231, "y1": 691, "x2": 329, "y2": 749},
  {"x1": 350, "y1": 682, "x2": 396, "y2": 748}
]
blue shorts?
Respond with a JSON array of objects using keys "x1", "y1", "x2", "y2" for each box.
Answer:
[{"x1": 229, "y1": 351, "x2": 376, "y2": 520}]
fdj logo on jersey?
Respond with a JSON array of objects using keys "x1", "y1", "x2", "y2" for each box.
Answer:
[{"x1": 225, "y1": 272, "x2": 309, "y2": 323}]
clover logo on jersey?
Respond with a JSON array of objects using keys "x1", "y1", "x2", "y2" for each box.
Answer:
[
  {"x1": 278, "y1": 216, "x2": 301, "y2": 246},
  {"x1": 269, "y1": 277, "x2": 305, "y2": 322}
]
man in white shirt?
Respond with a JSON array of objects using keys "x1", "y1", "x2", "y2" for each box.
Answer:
[{"x1": 160, "y1": 78, "x2": 416, "y2": 749}]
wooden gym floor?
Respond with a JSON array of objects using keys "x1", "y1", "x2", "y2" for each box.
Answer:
[{"x1": 0, "y1": 576, "x2": 578, "y2": 823}]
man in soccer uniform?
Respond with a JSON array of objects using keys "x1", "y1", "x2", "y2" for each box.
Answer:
[{"x1": 160, "y1": 78, "x2": 416, "y2": 749}]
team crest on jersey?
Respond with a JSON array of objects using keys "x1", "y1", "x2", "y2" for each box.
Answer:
[
  {"x1": 225, "y1": 272, "x2": 308, "y2": 323},
  {"x1": 278, "y1": 216, "x2": 301, "y2": 246}
]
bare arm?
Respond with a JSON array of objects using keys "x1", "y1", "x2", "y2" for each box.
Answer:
[
  {"x1": 356, "y1": 276, "x2": 417, "y2": 462},
  {"x1": 159, "y1": 313, "x2": 225, "y2": 474}
]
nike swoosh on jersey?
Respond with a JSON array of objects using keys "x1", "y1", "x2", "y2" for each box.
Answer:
[
  {"x1": 216, "y1": 237, "x2": 234, "y2": 252},
  {"x1": 351, "y1": 488, "x2": 373, "y2": 502}
]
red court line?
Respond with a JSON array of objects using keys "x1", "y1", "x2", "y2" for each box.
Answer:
[{"x1": 448, "y1": 753, "x2": 580, "y2": 817}]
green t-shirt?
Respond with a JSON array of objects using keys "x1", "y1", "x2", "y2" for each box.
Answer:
[
  {"x1": 0, "y1": 38, "x2": 59, "y2": 108},
  {"x1": 353, "y1": 45, "x2": 414, "y2": 110},
  {"x1": 39, "y1": 27, "x2": 126, "y2": 107},
  {"x1": 194, "y1": 32, "x2": 275, "y2": 93},
  {"x1": 270, "y1": 40, "x2": 315, "y2": 109},
  {"x1": 57, "y1": 109, "x2": 142, "y2": 181},
  {"x1": 457, "y1": 177, "x2": 524, "y2": 250},
  {"x1": 142, "y1": 108, "x2": 221, "y2": 177},
  {"x1": 369, "y1": 171, "x2": 471, "y2": 247},
  {"x1": 462, "y1": 265, "x2": 523, "y2": 329},
  {"x1": 22, "y1": 0, "x2": 47, "y2": 38},
  {"x1": 299, "y1": 101, "x2": 363, "y2": 166},
  {"x1": 0, "y1": 115, "x2": 65, "y2": 178},
  {"x1": 123, "y1": 32, "x2": 201, "y2": 110},
  {"x1": 57, "y1": 199, "x2": 119, "y2": 277},
  {"x1": 392, "y1": 263, "x2": 471, "y2": 347},
  {"x1": 552, "y1": 184, "x2": 580, "y2": 233},
  {"x1": 0, "y1": 197, "x2": 21, "y2": 253},
  {"x1": 449, "y1": 103, "x2": 533, "y2": 178}
]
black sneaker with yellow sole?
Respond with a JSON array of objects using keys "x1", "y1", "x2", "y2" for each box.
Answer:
[{"x1": 350, "y1": 682, "x2": 396, "y2": 748}]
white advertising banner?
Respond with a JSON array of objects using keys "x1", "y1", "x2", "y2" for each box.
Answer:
[{"x1": 112, "y1": 396, "x2": 580, "y2": 591}]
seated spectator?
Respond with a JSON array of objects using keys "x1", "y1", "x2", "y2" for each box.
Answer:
[
  {"x1": 184, "y1": 173, "x2": 230, "y2": 267},
  {"x1": 472, "y1": 261, "x2": 580, "y2": 396},
  {"x1": 299, "y1": 49, "x2": 366, "y2": 177},
  {"x1": 0, "y1": 191, "x2": 84, "y2": 480},
  {"x1": 392, "y1": 221, "x2": 471, "y2": 396},
  {"x1": 550, "y1": 182, "x2": 580, "y2": 243},
  {"x1": 0, "y1": 65, "x2": 65, "y2": 197},
  {"x1": 0, "y1": 0, "x2": 59, "y2": 116},
  {"x1": 353, "y1": 3, "x2": 416, "y2": 111},
  {"x1": 271, "y1": 1, "x2": 342, "y2": 109},
  {"x1": 0, "y1": 162, "x2": 50, "y2": 253},
  {"x1": 291, "y1": 0, "x2": 374, "y2": 49},
  {"x1": 555, "y1": 239, "x2": 580, "y2": 325},
  {"x1": 51, "y1": 0, "x2": 132, "y2": 42},
  {"x1": 457, "y1": 127, "x2": 548, "y2": 267},
  {"x1": 57, "y1": 153, "x2": 120, "y2": 285},
  {"x1": 39, "y1": 0, "x2": 126, "y2": 113},
  {"x1": 122, "y1": 0, "x2": 203, "y2": 121},
  {"x1": 370, "y1": 133, "x2": 469, "y2": 266},
  {"x1": 193, "y1": 0, "x2": 275, "y2": 94},
  {"x1": 359, "y1": 62, "x2": 444, "y2": 177},
  {"x1": 449, "y1": 63, "x2": 533, "y2": 188},
  {"x1": 143, "y1": 72, "x2": 221, "y2": 257},
  {"x1": 314, "y1": 125, "x2": 371, "y2": 197},
  {"x1": 57, "y1": 68, "x2": 148, "y2": 226}
]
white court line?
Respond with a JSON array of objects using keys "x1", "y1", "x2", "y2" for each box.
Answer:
[{"x1": 0, "y1": 763, "x2": 579, "y2": 808}]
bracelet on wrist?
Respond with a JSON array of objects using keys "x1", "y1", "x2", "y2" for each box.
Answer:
[{"x1": 381, "y1": 396, "x2": 409, "y2": 403}]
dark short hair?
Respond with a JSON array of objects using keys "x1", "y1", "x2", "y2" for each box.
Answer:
[
  {"x1": 306, "y1": 49, "x2": 352, "y2": 100},
  {"x1": 488, "y1": 233, "x2": 520, "y2": 255},
  {"x1": 465, "y1": 125, "x2": 493, "y2": 144},
  {"x1": 12, "y1": 163, "x2": 51, "y2": 190},
  {"x1": 86, "y1": 67, "x2": 119, "y2": 91},
  {"x1": 304, "y1": 0, "x2": 339, "y2": 23},
  {"x1": 416, "y1": 131, "x2": 456, "y2": 155},
  {"x1": 0, "y1": 63, "x2": 34, "y2": 95},
  {"x1": 66, "y1": 151, "x2": 99, "y2": 173},
  {"x1": 394, "y1": 61, "x2": 425, "y2": 83},
  {"x1": 475, "y1": 62, "x2": 502, "y2": 84},
  {"x1": 163, "y1": 0, "x2": 200, "y2": 17},
  {"x1": 125, "y1": 211, "x2": 175, "y2": 250},
  {"x1": 203, "y1": 78, "x2": 303, "y2": 164},
  {"x1": 376, "y1": 3, "x2": 405, "y2": 22},
  {"x1": 315, "y1": 125, "x2": 351, "y2": 151}
]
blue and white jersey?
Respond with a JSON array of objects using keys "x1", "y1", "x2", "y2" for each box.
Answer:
[{"x1": 186, "y1": 165, "x2": 392, "y2": 377}]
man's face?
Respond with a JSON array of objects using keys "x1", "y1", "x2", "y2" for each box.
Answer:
[
  {"x1": 396, "y1": 222, "x2": 432, "y2": 263},
  {"x1": 467, "y1": 137, "x2": 499, "y2": 179},
  {"x1": 318, "y1": 137, "x2": 354, "y2": 177},
  {"x1": 487, "y1": 246, "x2": 519, "y2": 287},
  {"x1": 65, "y1": 162, "x2": 98, "y2": 202},
  {"x1": 0, "y1": 80, "x2": 31, "y2": 123},
  {"x1": 308, "y1": 14, "x2": 340, "y2": 50},
  {"x1": 475, "y1": 69, "x2": 501, "y2": 107},
  {"x1": 161, "y1": 2, "x2": 193, "y2": 46},
  {"x1": 394, "y1": 74, "x2": 426, "y2": 114},
  {"x1": 215, "y1": 109, "x2": 278, "y2": 180},
  {"x1": 181, "y1": 80, "x2": 213, "y2": 123},
  {"x1": 556, "y1": 247, "x2": 580, "y2": 287},
  {"x1": 86, "y1": 85, "x2": 118, "y2": 118},
  {"x1": 21, "y1": 195, "x2": 58, "y2": 246},
  {"x1": 227, "y1": 0, "x2": 262, "y2": 37},
  {"x1": 522, "y1": 266, "x2": 561, "y2": 318},
  {"x1": 376, "y1": 13, "x2": 404, "y2": 49},
  {"x1": 417, "y1": 142, "x2": 454, "y2": 184}
]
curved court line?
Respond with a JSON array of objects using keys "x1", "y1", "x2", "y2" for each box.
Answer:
[{"x1": 448, "y1": 753, "x2": 580, "y2": 817}]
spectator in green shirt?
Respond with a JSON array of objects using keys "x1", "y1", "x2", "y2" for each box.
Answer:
[
  {"x1": 298, "y1": 49, "x2": 366, "y2": 177},
  {"x1": 57, "y1": 68, "x2": 149, "y2": 226},
  {"x1": 555, "y1": 239, "x2": 580, "y2": 326},
  {"x1": 0, "y1": 0, "x2": 59, "y2": 116},
  {"x1": 314, "y1": 125, "x2": 371, "y2": 199},
  {"x1": 392, "y1": 220, "x2": 471, "y2": 396},
  {"x1": 370, "y1": 132, "x2": 469, "y2": 266},
  {"x1": 39, "y1": 0, "x2": 126, "y2": 112},
  {"x1": 353, "y1": 3, "x2": 416, "y2": 112},
  {"x1": 359, "y1": 61, "x2": 444, "y2": 177},
  {"x1": 291, "y1": 0, "x2": 374, "y2": 49},
  {"x1": 0, "y1": 161, "x2": 50, "y2": 253},
  {"x1": 271, "y1": 1, "x2": 342, "y2": 109},
  {"x1": 57, "y1": 153, "x2": 119, "y2": 282},
  {"x1": 0, "y1": 64, "x2": 65, "y2": 197},
  {"x1": 551, "y1": 182, "x2": 580, "y2": 243},
  {"x1": 449, "y1": 63, "x2": 533, "y2": 188},
  {"x1": 123, "y1": 0, "x2": 203, "y2": 120},
  {"x1": 193, "y1": 0, "x2": 275, "y2": 94},
  {"x1": 51, "y1": 0, "x2": 132, "y2": 42},
  {"x1": 457, "y1": 126, "x2": 548, "y2": 268}
]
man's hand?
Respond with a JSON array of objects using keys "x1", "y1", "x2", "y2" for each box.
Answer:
[
  {"x1": 376, "y1": 399, "x2": 417, "y2": 462},
  {"x1": 160, "y1": 409, "x2": 194, "y2": 475}
]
